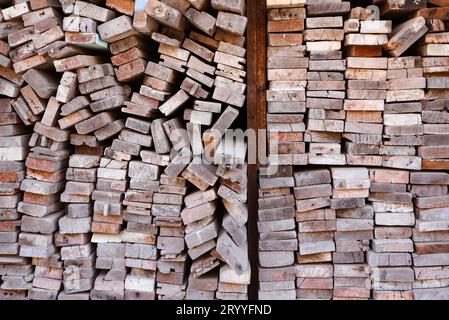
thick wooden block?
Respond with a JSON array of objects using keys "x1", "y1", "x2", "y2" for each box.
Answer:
[
  {"x1": 216, "y1": 11, "x2": 247, "y2": 36},
  {"x1": 73, "y1": 1, "x2": 116, "y2": 22},
  {"x1": 98, "y1": 15, "x2": 136, "y2": 43},
  {"x1": 146, "y1": 0, "x2": 185, "y2": 31}
]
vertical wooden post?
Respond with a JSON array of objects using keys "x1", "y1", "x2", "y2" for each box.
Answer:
[{"x1": 247, "y1": 0, "x2": 267, "y2": 300}]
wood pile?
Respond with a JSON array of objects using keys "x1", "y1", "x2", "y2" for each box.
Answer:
[
  {"x1": 420, "y1": 23, "x2": 449, "y2": 170},
  {"x1": 411, "y1": 171, "x2": 449, "y2": 300},
  {"x1": 5, "y1": 0, "x2": 449, "y2": 301},
  {"x1": 384, "y1": 56, "x2": 424, "y2": 171},
  {"x1": 305, "y1": 2, "x2": 348, "y2": 167},
  {"x1": 257, "y1": 165, "x2": 296, "y2": 300},
  {"x1": 368, "y1": 169, "x2": 414, "y2": 300},
  {"x1": 331, "y1": 167, "x2": 371, "y2": 300},
  {"x1": 266, "y1": 0, "x2": 307, "y2": 166},
  {"x1": 295, "y1": 168, "x2": 334, "y2": 300},
  {"x1": 259, "y1": 0, "x2": 449, "y2": 301},
  {"x1": 0, "y1": 0, "x2": 249, "y2": 300},
  {"x1": 0, "y1": 98, "x2": 32, "y2": 300}
]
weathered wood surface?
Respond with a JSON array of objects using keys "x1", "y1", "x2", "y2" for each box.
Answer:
[
  {"x1": 0, "y1": 0, "x2": 251, "y2": 301},
  {"x1": 261, "y1": 0, "x2": 449, "y2": 302}
]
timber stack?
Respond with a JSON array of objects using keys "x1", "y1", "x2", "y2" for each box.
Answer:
[
  {"x1": 305, "y1": 0, "x2": 348, "y2": 166},
  {"x1": 0, "y1": 97, "x2": 32, "y2": 300},
  {"x1": 294, "y1": 168, "x2": 335, "y2": 300},
  {"x1": 5, "y1": 0, "x2": 449, "y2": 301},
  {"x1": 368, "y1": 169, "x2": 415, "y2": 300},
  {"x1": 411, "y1": 171, "x2": 449, "y2": 300},
  {"x1": 266, "y1": 0, "x2": 307, "y2": 166},
  {"x1": 259, "y1": 0, "x2": 449, "y2": 301},
  {"x1": 420, "y1": 21, "x2": 449, "y2": 170},
  {"x1": 0, "y1": 0, "x2": 250, "y2": 300},
  {"x1": 258, "y1": 165, "x2": 297, "y2": 300},
  {"x1": 331, "y1": 167, "x2": 371, "y2": 300},
  {"x1": 384, "y1": 56, "x2": 424, "y2": 171}
]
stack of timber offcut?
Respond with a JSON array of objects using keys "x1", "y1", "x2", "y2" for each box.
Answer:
[
  {"x1": 368, "y1": 169, "x2": 415, "y2": 300},
  {"x1": 342, "y1": 7, "x2": 391, "y2": 167},
  {"x1": 384, "y1": 56, "x2": 425, "y2": 171},
  {"x1": 0, "y1": 0, "x2": 251, "y2": 300},
  {"x1": 216, "y1": 157, "x2": 250, "y2": 300},
  {"x1": 120, "y1": 119, "x2": 158, "y2": 300},
  {"x1": 5, "y1": 0, "x2": 63, "y2": 126},
  {"x1": 62, "y1": 0, "x2": 109, "y2": 53},
  {"x1": 257, "y1": 165, "x2": 296, "y2": 300},
  {"x1": 344, "y1": 6, "x2": 391, "y2": 58},
  {"x1": 411, "y1": 171, "x2": 449, "y2": 300},
  {"x1": 331, "y1": 167, "x2": 372, "y2": 300},
  {"x1": 260, "y1": 0, "x2": 449, "y2": 301},
  {"x1": 27, "y1": 253, "x2": 63, "y2": 300},
  {"x1": 19, "y1": 94, "x2": 69, "y2": 300},
  {"x1": 141, "y1": 0, "x2": 250, "y2": 300},
  {"x1": 344, "y1": 56, "x2": 387, "y2": 167},
  {"x1": 294, "y1": 168, "x2": 335, "y2": 300},
  {"x1": 420, "y1": 27, "x2": 449, "y2": 171},
  {"x1": 56, "y1": 58, "x2": 128, "y2": 301},
  {"x1": 217, "y1": 263, "x2": 250, "y2": 300},
  {"x1": 67, "y1": 60, "x2": 130, "y2": 301},
  {"x1": 266, "y1": 0, "x2": 307, "y2": 166},
  {"x1": 0, "y1": 98, "x2": 32, "y2": 300},
  {"x1": 304, "y1": 0, "x2": 349, "y2": 166},
  {"x1": 9, "y1": 0, "x2": 449, "y2": 302},
  {"x1": 57, "y1": 138, "x2": 99, "y2": 301}
]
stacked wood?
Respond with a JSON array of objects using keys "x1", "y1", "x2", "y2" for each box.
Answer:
[
  {"x1": 5, "y1": 0, "x2": 68, "y2": 126},
  {"x1": 342, "y1": 7, "x2": 391, "y2": 167},
  {"x1": 0, "y1": 0, "x2": 251, "y2": 301},
  {"x1": 258, "y1": 166, "x2": 297, "y2": 300},
  {"x1": 108, "y1": 31, "x2": 150, "y2": 83},
  {"x1": 180, "y1": 182, "x2": 218, "y2": 295},
  {"x1": 89, "y1": 131, "x2": 134, "y2": 300},
  {"x1": 216, "y1": 160, "x2": 250, "y2": 300},
  {"x1": 419, "y1": 98, "x2": 449, "y2": 170},
  {"x1": 18, "y1": 94, "x2": 69, "y2": 299},
  {"x1": 304, "y1": 1, "x2": 349, "y2": 166},
  {"x1": 420, "y1": 31, "x2": 449, "y2": 170},
  {"x1": 119, "y1": 120, "x2": 159, "y2": 300},
  {"x1": 27, "y1": 253, "x2": 63, "y2": 300},
  {"x1": 305, "y1": 50, "x2": 346, "y2": 166},
  {"x1": 368, "y1": 169, "x2": 415, "y2": 300},
  {"x1": 266, "y1": 1, "x2": 307, "y2": 166},
  {"x1": 294, "y1": 168, "x2": 335, "y2": 300},
  {"x1": 343, "y1": 57, "x2": 388, "y2": 167},
  {"x1": 55, "y1": 56, "x2": 123, "y2": 301},
  {"x1": 186, "y1": 270, "x2": 218, "y2": 300},
  {"x1": 11, "y1": 0, "x2": 449, "y2": 302},
  {"x1": 261, "y1": 0, "x2": 449, "y2": 301},
  {"x1": 384, "y1": 56, "x2": 424, "y2": 171},
  {"x1": 59, "y1": 60, "x2": 130, "y2": 300},
  {"x1": 216, "y1": 264, "x2": 250, "y2": 300},
  {"x1": 331, "y1": 167, "x2": 372, "y2": 300},
  {"x1": 62, "y1": 0, "x2": 109, "y2": 52},
  {"x1": 411, "y1": 172, "x2": 449, "y2": 300},
  {"x1": 155, "y1": 170, "x2": 187, "y2": 300},
  {"x1": 152, "y1": 0, "x2": 250, "y2": 300},
  {"x1": 0, "y1": 98, "x2": 32, "y2": 300},
  {"x1": 344, "y1": 7, "x2": 391, "y2": 57},
  {"x1": 57, "y1": 145, "x2": 101, "y2": 299}
]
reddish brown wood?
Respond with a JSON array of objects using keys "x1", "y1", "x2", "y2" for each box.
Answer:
[{"x1": 247, "y1": 0, "x2": 266, "y2": 300}]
